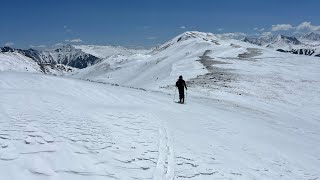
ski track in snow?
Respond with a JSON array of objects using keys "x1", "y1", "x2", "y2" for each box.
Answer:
[
  {"x1": 0, "y1": 73, "x2": 161, "y2": 179},
  {"x1": 0, "y1": 72, "x2": 319, "y2": 180}
]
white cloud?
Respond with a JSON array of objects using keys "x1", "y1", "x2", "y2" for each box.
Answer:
[
  {"x1": 53, "y1": 43, "x2": 64, "y2": 47},
  {"x1": 271, "y1": 24, "x2": 294, "y2": 31},
  {"x1": 30, "y1": 45, "x2": 47, "y2": 48},
  {"x1": 146, "y1": 36, "x2": 157, "y2": 40},
  {"x1": 180, "y1": 26, "x2": 186, "y2": 29},
  {"x1": 254, "y1": 28, "x2": 265, "y2": 32},
  {"x1": 217, "y1": 28, "x2": 224, "y2": 31},
  {"x1": 261, "y1": 31, "x2": 273, "y2": 36},
  {"x1": 296, "y1": 22, "x2": 320, "y2": 32},
  {"x1": 65, "y1": 39, "x2": 83, "y2": 43},
  {"x1": 269, "y1": 22, "x2": 320, "y2": 34},
  {"x1": 4, "y1": 42, "x2": 14, "y2": 46},
  {"x1": 63, "y1": 25, "x2": 73, "y2": 33}
]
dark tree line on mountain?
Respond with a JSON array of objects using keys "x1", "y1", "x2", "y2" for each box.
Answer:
[{"x1": 276, "y1": 48, "x2": 320, "y2": 57}]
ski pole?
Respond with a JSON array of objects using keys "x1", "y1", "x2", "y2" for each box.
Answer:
[
  {"x1": 173, "y1": 87, "x2": 177, "y2": 101},
  {"x1": 185, "y1": 90, "x2": 187, "y2": 104}
]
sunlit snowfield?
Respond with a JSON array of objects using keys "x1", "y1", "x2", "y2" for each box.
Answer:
[{"x1": 1, "y1": 32, "x2": 319, "y2": 179}]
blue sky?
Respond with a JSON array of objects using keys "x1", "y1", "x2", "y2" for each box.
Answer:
[{"x1": 1, "y1": 0, "x2": 319, "y2": 49}]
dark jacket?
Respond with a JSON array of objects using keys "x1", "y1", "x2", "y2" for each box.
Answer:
[{"x1": 176, "y1": 79, "x2": 187, "y2": 90}]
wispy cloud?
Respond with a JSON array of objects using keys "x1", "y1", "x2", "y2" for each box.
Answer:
[
  {"x1": 64, "y1": 25, "x2": 72, "y2": 33},
  {"x1": 254, "y1": 27, "x2": 265, "y2": 32},
  {"x1": 30, "y1": 44, "x2": 47, "y2": 48},
  {"x1": 217, "y1": 28, "x2": 224, "y2": 32},
  {"x1": 136, "y1": 26, "x2": 151, "y2": 31},
  {"x1": 271, "y1": 24, "x2": 294, "y2": 31},
  {"x1": 146, "y1": 36, "x2": 158, "y2": 40},
  {"x1": 65, "y1": 39, "x2": 83, "y2": 43},
  {"x1": 4, "y1": 42, "x2": 14, "y2": 46},
  {"x1": 180, "y1": 26, "x2": 186, "y2": 29},
  {"x1": 261, "y1": 31, "x2": 273, "y2": 36},
  {"x1": 53, "y1": 43, "x2": 64, "y2": 47},
  {"x1": 269, "y1": 22, "x2": 320, "y2": 34}
]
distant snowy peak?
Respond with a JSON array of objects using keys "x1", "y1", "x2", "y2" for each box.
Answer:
[
  {"x1": 243, "y1": 36, "x2": 276, "y2": 46},
  {"x1": 176, "y1": 31, "x2": 218, "y2": 42},
  {"x1": 243, "y1": 33, "x2": 320, "y2": 57},
  {"x1": 1, "y1": 45, "x2": 101, "y2": 69},
  {"x1": 171, "y1": 31, "x2": 248, "y2": 45},
  {"x1": 275, "y1": 35, "x2": 301, "y2": 45},
  {"x1": 53, "y1": 44, "x2": 79, "y2": 53},
  {"x1": 266, "y1": 35, "x2": 302, "y2": 49},
  {"x1": 40, "y1": 45, "x2": 101, "y2": 68},
  {"x1": 152, "y1": 31, "x2": 220, "y2": 54},
  {"x1": 243, "y1": 35, "x2": 301, "y2": 49},
  {"x1": 300, "y1": 32, "x2": 320, "y2": 41},
  {"x1": 74, "y1": 45, "x2": 149, "y2": 58}
]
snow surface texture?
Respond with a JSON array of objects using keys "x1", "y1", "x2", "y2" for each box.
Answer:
[
  {"x1": 0, "y1": 52, "x2": 78, "y2": 76},
  {"x1": 0, "y1": 31, "x2": 320, "y2": 179},
  {"x1": 1, "y1": 72, "x2": 319, "y2": 180},
  {"x1": 74, "y1": 45, "x2": 149, "y2": 59},
  {"x1": 0, "y1": 52, "x2": 41, "y2": 73}
]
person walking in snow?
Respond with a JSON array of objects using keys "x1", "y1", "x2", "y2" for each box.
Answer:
[{"x1": 176, "y1": 75, "x2": 187, "y2": 103}]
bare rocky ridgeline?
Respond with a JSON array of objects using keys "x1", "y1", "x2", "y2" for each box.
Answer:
[{"x1": 186, "y1": 48, "x2": 262, "y2": 91}]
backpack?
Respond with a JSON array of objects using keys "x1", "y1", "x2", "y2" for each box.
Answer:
[{"x1": 176, "y1": 79, "x2": 184, "y2": 88}]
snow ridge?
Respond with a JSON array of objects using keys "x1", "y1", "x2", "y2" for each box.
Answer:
[
  {"x1": 1, "y1": 45, "x2": 101, "y2": 69},
  {"x1": 243, "y1": 32, "x2": 320, "y2": 57}
]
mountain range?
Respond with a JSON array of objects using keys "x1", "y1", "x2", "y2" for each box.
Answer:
[
  {"x1": 242, "y1": 32, "x2": 320, "y2": 57},
  {"x1": 0, "y1": 45, "x2": 101, "y2": 69},
  {"x1": 1, "y1": 30, "x2": 320, "y2": 180},
  {"x1": 1, "y1": 31, "x2": 319, "y2": 76}
]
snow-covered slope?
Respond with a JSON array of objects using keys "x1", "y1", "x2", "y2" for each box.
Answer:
[
  {"x1": 74, "y1": 45, "x2": 149, "y2": 58},
  {"x1": 1, "y1": 46, "x2": 101, "y2": 69},
  {"x1": 73, "y1": 31, "x2": 243, "y2": 88},
  {"x1": 0, "y1": 51, "x2": 78, "y2": 75},
  {"x1": 74, "y1": 31, "x2": 316, "y2": 92},
  {"x1": 243, "y1": 34, "x2": 302, "y2": 50},
  {"x1": 299, "y1": 32, "x2": 320, "y2": 46},
  {"x1": 1, "y1": 72, "x2": 319, "y2": 179},
  {"x1": 243, "y1": 33, "x2": 320, "y2": 57},
  {"x1": 38, "y1": 64, "x2": 78, "y2": 76},
  {"x1": 72, "y1": 31, "x2": 320, "y2": 118},
  {"x1": 0, "y1": 52, "x2": 42, "y2": 73},
  {"x1": 266, "y1": 35, "x2": 302, "y2": 50},
  {"x1": 300, "y1": 32, "x2": 320, "y2": 41},
  {"x1": 243, "y1": 34, "x2": 276, "y2": 46},
  {"x1": 1, "y1": 31, "x2": 320, "y2": 179}
]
